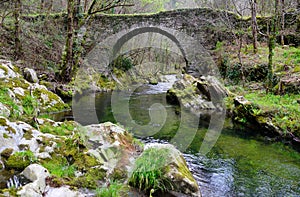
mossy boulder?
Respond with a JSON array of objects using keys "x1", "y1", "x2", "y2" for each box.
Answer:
[
  {"x1": 231, "y1": 96, "x2": 300, "y2": 149},
  {"x1": 166, "y1": 74, "x2": 227, "y2": 115},
  {"x1": 129, "y1": 143, "x2": 201, "y2": 197},
  {"x1": 276, "y1": 74, "x2": 300, "y2": 95},
  {"x1": 83, "y1": 122, "x2": 143, "y2": 176}
]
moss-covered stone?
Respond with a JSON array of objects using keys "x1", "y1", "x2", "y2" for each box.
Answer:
[
  {"x1": 0, "y1": 148, "x2": 14, "y2": 158},
  {"x1": 5, "y1": 151, "x2": 36, "y2": 170}
]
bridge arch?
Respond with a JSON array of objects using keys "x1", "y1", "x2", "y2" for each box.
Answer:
[{"x1": 83, "y1": 25, "x2": 217, "y2": 78}]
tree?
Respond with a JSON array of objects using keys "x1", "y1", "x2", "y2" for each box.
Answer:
[
  {"x1": 280, "y1": 0, "x2": 285, "y2": 45},
  {"x1": 60, "y1": 0, "x2": 134, "y2": 82},
  {"x1": 266, "y1": 0, "x2": 280, "y2": 92},
  {"x1": 250, "y1": 0, "x2": 258, "y2": 53},
  {"x1": 13, "y1": 0, "x2": 22, "y2": 60}
]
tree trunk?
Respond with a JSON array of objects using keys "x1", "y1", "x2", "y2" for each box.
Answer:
[
  {"x1": 280, "y1": 0, "x2": 285, "y2": 46},
  {"x1": 267, "y1": 0, "x2": 279, "y2": 93},
  {"x1": 297, "y1": 0, "x2": 300, "y2": 32},
  {"x1": 14, "y1": 0, "x2": 22, "y2": 60},
  {"x1": 250, "y1": 0, "x2": 258, "y2": 54},
  {"x1": 61, "y1": 0, "x2": 75, "y2": 82}
]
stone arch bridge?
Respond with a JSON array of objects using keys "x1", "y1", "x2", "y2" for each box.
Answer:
[{"x1": 83, "y1": 8, "x2": 246, "y2": 77}]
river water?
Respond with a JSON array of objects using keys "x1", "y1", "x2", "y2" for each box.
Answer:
[
  {"x1": 1, "y1": 75, "x2": 300, "y2": 196},
  {"x1": 92, "y1": 76, "x2": 300, "y2": 197}
]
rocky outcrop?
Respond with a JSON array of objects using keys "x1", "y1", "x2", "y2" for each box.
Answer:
[
  {"x1": 277, "y1": 74, "x2": 300, "y2": 95},
  {"x1": 167, "y1": 74, "x2": 227, "y2": 115},
  {"x1": 0, "y1": 118, "x2": 143, "y2": 195},
  {"x1": 0, "y1": 60, "x2": 69, "y2": 114},
  {"x1": 0, "y1": 116, "x2": 61, "y2": 169},
  {"x1": 232, "y1": 96, "x2": 300, "y2": 147}
]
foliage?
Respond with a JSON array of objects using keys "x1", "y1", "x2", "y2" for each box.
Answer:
[
  {"x1": 0, "y1": 87, "x2": 20, "y2": 117},
  {"x1": 39, "y1": 121, "x2": 76, "y2": 136},
  {"x1": 110, "y1": 56, "x2": 134, "y2": 72},
  {"x1": 95, "y1": 182, "x2": 127, "y2": 197},
  {"x1": 22, "y1": 95, "x2": 38, "y2": 115},
  {"x1": 128, "y1": 147, "x2": 174, "y2": 193}
]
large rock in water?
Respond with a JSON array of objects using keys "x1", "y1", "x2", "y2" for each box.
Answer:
[
  {"x1": 130, "y1": 143, "x2": 201, "y2": 197},
  {"x1": 167, "y1": 74, "x2": 228, "y2": 116}
]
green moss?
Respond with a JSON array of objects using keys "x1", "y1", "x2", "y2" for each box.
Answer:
[
  {"x1": 42, "y1": 156, "x2": 75, "y2": 178},
  {"x1": 40, "y1": 121, "x2": 76, "y2": 136},
  {"x1": 5, "y1": 151, "x2": 37, "y2": 170},
  {"x1": 23, "y1": 129, "x2": 33, "y2": 140},
  {"x1": 0, "y1": 148, "x2": 13, "y2": 158},
  {"x1": 0, "y1": 64, "x2": 9, "y2": 75},
  {"x1": 2, "y1": 133, "x2": 10, "y2": 139},
  {"x1": 69, "y1": 168, "x2": 106, "y2": 189}
]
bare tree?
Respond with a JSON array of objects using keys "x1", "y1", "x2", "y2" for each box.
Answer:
[
  {"x1": 249, "y1": 0, "x2": 258, "y2": 53},
  {"x1": 13, "y1": 0, "x2": 22, "y2": 60},
  {"x1": 60, "y1": 0, "x2": 134, "y2": 82}
]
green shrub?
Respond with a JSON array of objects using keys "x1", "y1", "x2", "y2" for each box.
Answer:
[
  {"x1": 128, "y1": 148, "x2": 174, "y2": 193},
  {"x1": 110, "y1": 56, "x2": 134, "y2": 71}
]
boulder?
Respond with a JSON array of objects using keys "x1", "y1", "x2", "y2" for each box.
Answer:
[
  {"x1": 84, "y1": 122, "x2": 142, "y2": 177},
  {"x1": 232, "y1": 96, "x2": 282, "y2": 136},
  {"x1": 17, "y1": 164, "x2": 50, "y2": 197},
  {"x1": 166, "y1": 74, "x2": 227, "y2": 116},
  {"x1": 277, "y1": 74, "x2": 300, "y2": 94},
  {"x1": 0, "y1": 60, "x2": 20, "y2": 79},
  {"x1": 129, "y1": 143, "x2": 201, "y2": 197},
  {"x1": 24, "y1": 68, "x2": 39, "y2": 83},
  {"x1": 0, "y1": 103, "x2": 10, "y2": 117},
  {"x1": 0, "y1": 116, "x2": 60, "y2": 168}
]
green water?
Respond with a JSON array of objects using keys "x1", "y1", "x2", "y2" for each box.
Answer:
[{"x1": 94, "y1": 85, "x2": 300, "y2": 197}]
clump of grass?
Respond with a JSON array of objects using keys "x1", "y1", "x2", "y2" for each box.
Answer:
[
  {"x1": 128, "y1": 147, "x2": 174, "y2": 193},
  {"x1": 22, "y1": 95, "x2": 38, "y2": 115},
  {"x1": 0, "y1": 87, "x2": 20, "y2": 118},
  {"x1": 96, "y1": 182, "x2": 126, "y2": 197},
  {"x1": 42, "y1": 158, "x2": 76, "y2": 178},
  {"x1": 39, "y1": 121, "x2": 76, "y2": 136}
]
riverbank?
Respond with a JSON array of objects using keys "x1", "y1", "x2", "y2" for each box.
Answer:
[{"x1": 0, "y1": 60, "x2": 200, "y2": 196}]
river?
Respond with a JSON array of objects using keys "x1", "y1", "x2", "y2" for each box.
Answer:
[{"x1": 91, "y1": 75, "x2": 300, "y2": 197}]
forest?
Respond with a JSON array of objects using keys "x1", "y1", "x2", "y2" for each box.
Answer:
[{"x1": 0, "y1": 0, "x2": 300, "y2": 196}]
